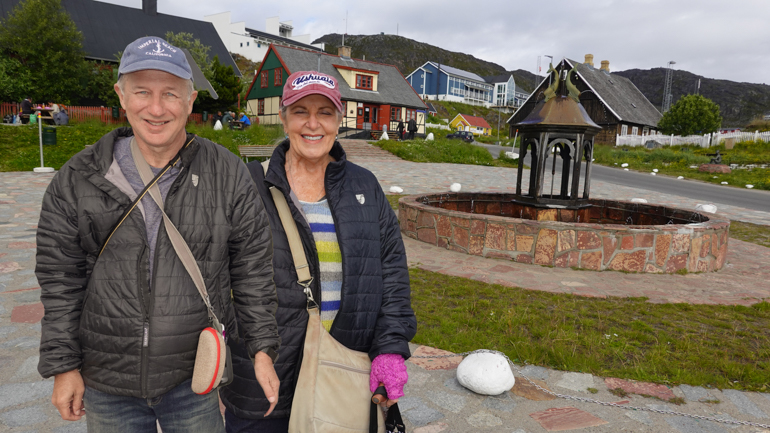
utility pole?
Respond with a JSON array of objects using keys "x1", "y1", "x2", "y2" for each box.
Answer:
[
  {"x1": 544, "y1": 55, "x2": 553, "y2": 87},
  {"x1": 662, "y1": 60, "x2": 676, "y2": 112}
]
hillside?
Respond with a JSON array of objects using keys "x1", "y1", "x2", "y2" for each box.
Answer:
[
  {"x1": 313, "y1": 33, "x2": 538, "y2": 93},
  {"x1": 614, "y1": 68, "x2": 770, "y2": 127}
]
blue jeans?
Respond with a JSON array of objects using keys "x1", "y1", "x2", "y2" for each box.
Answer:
[{"x1": 83, "y1": 379, "x2": 225, "y2": 433}]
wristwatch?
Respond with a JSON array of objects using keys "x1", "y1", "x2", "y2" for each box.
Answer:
[{"x1": 260, "y1": 347, "x2": 279, "y2": 364}]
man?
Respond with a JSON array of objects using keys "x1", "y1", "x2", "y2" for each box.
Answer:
[
  {"x1": 36, "y1": 36, "x2": 280, "y2": 433},
  {"x1": 407, "y1": 117, "x2": 417, "y2": 140},
  {"x1": 221, "y1": 110, "x2": 234, "y2": 129},
  {"x1": 20, "y1": 96, "x2": 33, "y2": 124},
  {"x1": 396, "y1": 119, "x2": 405, "y2": 141},
  {"x1": 239, "y1": 112, "x2": 251, "y2": 128}
]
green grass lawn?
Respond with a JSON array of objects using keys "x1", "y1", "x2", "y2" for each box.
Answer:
[
  {"x1": 592, "y1": 141, "x2": 770, "y2": 191},
  {"x1": 0, "y1": 121, "x2": 283, "y2": 172},
  {"x1": 376, "y1": 128, "x2": 519, "y2": 168},
  {"x1": 410, "y1": 267, "x2": 770, "y2": 391}
]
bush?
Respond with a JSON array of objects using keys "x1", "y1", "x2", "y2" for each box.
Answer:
[{"x1": 658, "y1": 94, "x2": 722, "y2": 136}]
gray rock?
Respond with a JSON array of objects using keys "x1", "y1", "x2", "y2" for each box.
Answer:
[
  {"x1": 53, "y1": 422, "x2": 88, "y2": 433},
  {"x1": 666, "y1": 416, "x2": 729, "y2": 433},
  {"x1": 0, "y1": 380, "x2": 54, "y2": 410},
  {"x1": 426, "y1": 389, "x2": 466, "y2": 413},
  {"x1": 12, "y1": 355, "x2": 40, "y2": 380},
  {"x1": 397, "y1": 397, "x2": 444, "y2": 427},
  {"x1": 482, "y1": 393, "x2": 516, "y2": 412},
  {"x1": 625, "y1": 410, "x2": 653, "y2": 426},
  {"x1": 0, "y1": 405, "x2": 47, "y2": 427},
  {"x1": 1, "y1": 336, "x2": 40, "y2": 349},
  {"x1": 13, "y1": 290, "x2": 41, "y2": 303},
  {"x1": 0, "y1": 325, "x2": 18, "y2": 337},
  {"x1": 466, "y1": 411, "x2": 503, "y2": 427},
  {"x1": 722, "y1": 389, "x2": 768, "y2": 418},
  {"x1": 554, "y1": 372, "x2": 595, "y2": 393},
  {"x1": 519, "y1": 365, "x2": 549, "y2": 380},
  {"x1": 679, "y1": 384, "x2": 712, "y2": 402},
  {"x1": 443, "y1": 377, "x2": 473, "y2": 394}
]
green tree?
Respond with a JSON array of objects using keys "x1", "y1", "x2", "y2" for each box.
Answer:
[
  {"x1": 0, "y1": 57, "x2": 33, "y2": 102},
  {"x1": 195, "y1": 55, "x2": 243, "y2": 113},
  {"x1": 0, "y1": 0, "x2": 87, "y2": 103},
  {"x1": 164, "y1": 31, "x2": 212, "y2": 76},
  {"x1": 658, "y1": 94, "x2": 722, "y2": 136}
]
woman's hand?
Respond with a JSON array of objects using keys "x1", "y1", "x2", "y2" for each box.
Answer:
[{"x1": 370, "y1": 354, "x2": 408, "y2": 406}]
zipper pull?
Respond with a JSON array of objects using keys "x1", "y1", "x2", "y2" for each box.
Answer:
[{"x1": 143, "y1": 322, "x2": 149, "y2": 347}]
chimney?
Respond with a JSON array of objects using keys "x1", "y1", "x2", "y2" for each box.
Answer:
[
  {"x1": 584, "y1": 54, "x2": 594, "y2": 67},
  {"x1": 338, "y1": 46, "x2": 351, "y2": 58},
  {"x1": 600, "y1": 60, "x2": 610, "y2": 73},
  {"x1": 142, "y1": 0, "x2": 157, "y2": 15}
]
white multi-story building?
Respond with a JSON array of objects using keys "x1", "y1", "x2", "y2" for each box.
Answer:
[{"x1": 204, "y1": 13, "x2": 325, "y2": 63}]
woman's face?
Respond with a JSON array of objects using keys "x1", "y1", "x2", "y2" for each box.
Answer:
[{"x1": 280, "y1": 94, "x2": 341, "y2": 163}]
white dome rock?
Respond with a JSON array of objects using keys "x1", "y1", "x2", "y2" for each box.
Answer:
[
  {"x1": 426, "y1": 133, "x2": 434, "y2": 141},
  {"x1": 650, "y1": 172, "x2": 656, "y2": 176},
  {"x1": 630, "y1": 198, "x2": 648, "y2": 203},
  {"x1": 505, "y1": 151, "x2": 519, "y2": 159},
  {"x1": 389, "y1": 186, "x2": 404, "y2": 194},
  {"x1": 746, "y1": 185, "x2": 754, "y2": 189},
  {"x1": 450, "y1": 183, "x2": 462, "y2": 192},
  {"x1": 379, "y1": 131, "x2": 389, "y2": 141},
  {"x1": 695, "y1": 204, "x2": 718, "y2": 214},
  {"x1": 456, "y1": 352, "x2": 515, "y2": 395},
  {"x1": 677, "y1": 176, "x2": 684, "y2": 180},
  {"x1": 621, "y1": 163, "x2": 629, "y2": 168}
]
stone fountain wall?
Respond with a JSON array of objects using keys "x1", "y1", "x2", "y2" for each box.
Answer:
[{"x1": 398, "y1": 194, "x2": 730, "y2": 274}]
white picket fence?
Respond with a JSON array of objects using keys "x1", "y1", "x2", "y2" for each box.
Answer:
[
  {"x1": 616, "y1": 130, "x2": 770, "y2": 148},
  {"x1": 426, "y1": 122, "x2": 450, "y2": 130}
]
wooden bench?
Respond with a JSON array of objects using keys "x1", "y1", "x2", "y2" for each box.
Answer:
[{"x1": 238, "y1": 145, "x2": 277, "y2": 162}]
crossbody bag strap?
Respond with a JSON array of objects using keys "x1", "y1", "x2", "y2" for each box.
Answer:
[
  {"x1": 98, "y1": 152, "x2": 181, "y2": 257},
  {"x1": 129, "y1": 137, "x2": 219, "y2": 325},
  {"x1": 261, "y1": 160, "x2": 316, "y2": 308}
]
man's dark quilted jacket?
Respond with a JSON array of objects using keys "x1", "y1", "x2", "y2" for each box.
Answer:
[
  {"x1": 35, "y1": 128, "x2": 279, "y2": 398},
  {"x1": 220, "y1": 140, "x2": 417, "y2": 419}
]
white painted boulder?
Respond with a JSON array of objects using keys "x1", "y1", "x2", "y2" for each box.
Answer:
[
  {"x1": 450, "y1": 183, "x2": 462, "y2": 192},
  {"x1": 389, "y1": 186, "x2": 404, "y2": 193},
  {"x1": 380, "y1": 131, "x2": 389, "y2": 141},
  {"x1": 695, "y1": 204, "x2": 718, "y2": 214},
  {"x1": 456, "y1": 352, "x2": 515, "y2": 395},
  {"x1": 426, "y1": 132, "x2": 434, "y2": 141}
]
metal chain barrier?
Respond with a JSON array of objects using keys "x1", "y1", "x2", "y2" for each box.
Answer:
[{"x1": 412, "y1": 349, "x2": 770, "y2": 429}]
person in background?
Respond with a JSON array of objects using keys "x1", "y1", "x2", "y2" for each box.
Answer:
[
  {"x1": 222, "y1": 110, "x2": 234, "y2": 129},
  {"x1": 407, "y1": 117, "x2": 417, "y2": 140},
  {"x1": 20, "y1": 97, "x2": 33, "y2": 124},
  {"x1": 397, "y1": 119, "x2": 405, "y2": 141},
  {"x1": 220, "y1": 70, "x2": 416, "y2": 433},
  {"x1": 239, "y1": 112, "x2": 252, "y2": 128},
  {"x1": 212, "y1": 110, "x2": 223, "y2": 125}
]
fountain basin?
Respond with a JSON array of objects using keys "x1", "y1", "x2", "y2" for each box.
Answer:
[{"x1": 398, "y1": 193, "x2": 729, "y2": 273}]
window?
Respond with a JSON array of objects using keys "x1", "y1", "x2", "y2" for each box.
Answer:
[
  {"x1": 631, "y1": 126, "x2": 639, "y2": 135},
  {"x1": 356, "y1": 74, "x2": 372, "y2": 90},
  {"x1": 274, "y1": 68, "x2": 282, "y2": 87},
  {"x1": 258, "y1": 99, "x2": 265, "y2": 115},
  {"x1": 621, "y1": 124, "x2": 628, "y2": 135},
  {"x1": 260, "y1": 71, "x2": 268, "y2": 88},
  {"x1": 372, "y1": 108, "x2": 378, "y2": 123},
  {"x1": 247, "y1": 42, "x2": 250, "y2": 46},
  {"x1": 240, "y1": 43, "x2": 243, "y2": 47},
  {"x1": 406, "y1": 109, "x2": 416, "y2": 122},
  {"x1": 390, "y1": 107, "x2": 401, "y2": 121}
]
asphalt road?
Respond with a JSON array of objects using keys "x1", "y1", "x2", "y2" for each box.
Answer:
[{"x1": 475, "y1": 142, "x2": 770, "y2": 212}]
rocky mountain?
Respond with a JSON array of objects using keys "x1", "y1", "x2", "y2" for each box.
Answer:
[
  {"x1": 614, "y1": 68, "x2": 770, "y2": 127},
  {"x1": 313, "y1": 33, "x2": 770, "y2": 126},
  {"x1": 313, "y1": 33, "x2": 538, "y2": 93}
]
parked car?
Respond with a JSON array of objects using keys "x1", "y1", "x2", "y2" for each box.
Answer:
[{"x1": 446, "y1": 131, "x2": 474, "y2": 143}]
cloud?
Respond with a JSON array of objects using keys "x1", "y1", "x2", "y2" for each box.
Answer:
[{"x1": 101, "y1": 0, "x2": 770, "y2": 84}]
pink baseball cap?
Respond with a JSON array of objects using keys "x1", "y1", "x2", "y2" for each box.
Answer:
[{"x1": 282, "y1": 71, "x2": 343, "y2": 112}]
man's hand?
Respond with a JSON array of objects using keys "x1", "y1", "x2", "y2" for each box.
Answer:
[
  {"x1": 254, "y1": 351, "x2": 280, "y2": 416},
  {"x1": 52, "y1": 369, "x2": 85, "y2": 421}
]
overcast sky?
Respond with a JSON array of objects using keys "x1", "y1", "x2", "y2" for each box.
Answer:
[{"x1": 104, "y1": 0, "x2": 769, "y2": 84}]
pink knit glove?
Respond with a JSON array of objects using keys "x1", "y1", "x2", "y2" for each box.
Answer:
[{"x1": 369, "y1": 354, "x2": 408, "y2": 400}]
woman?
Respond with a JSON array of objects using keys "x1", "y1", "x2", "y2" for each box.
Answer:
[{"x1": 220, "y1": 71, "x2": 417, "y2": 432}]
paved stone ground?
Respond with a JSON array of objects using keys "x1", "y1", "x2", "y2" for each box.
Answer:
[{"x1": 2, "y1": 140, "x2": 770, "y2": 432}]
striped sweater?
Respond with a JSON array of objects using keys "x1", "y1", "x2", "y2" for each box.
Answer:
[{"x1": 299, "y1": 198, "x2": 341, "y2": 331}]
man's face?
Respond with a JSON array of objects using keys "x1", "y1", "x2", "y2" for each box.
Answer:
[{"x1": 114, "y1": 70, "x2": 197, "y2": 154}]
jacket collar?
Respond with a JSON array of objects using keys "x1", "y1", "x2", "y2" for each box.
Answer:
[
  {"x1": 68, "y1": 127, "x2": 200, "y2": 176},
  {"x1": 265, "y1": 139, "x2": 348, "y2": 196}
]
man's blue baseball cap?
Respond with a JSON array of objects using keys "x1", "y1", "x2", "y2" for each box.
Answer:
[{"x1": 118, "y1": 36, "x2": 192, "y2": 80}]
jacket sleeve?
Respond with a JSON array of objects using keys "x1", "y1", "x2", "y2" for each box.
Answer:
[
  {"x1": 370, "y1": 185, "x2": 417, "y2": 360},
  {"x1": 228, "y1": 162, "x2": 280, "y2": 358},
  {"x1": 36, "y1": 172, "x2": 88, "y2": 378}
]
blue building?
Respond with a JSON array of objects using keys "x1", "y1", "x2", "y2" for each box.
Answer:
[{"x1": 406, "y1": 62, "x2": 493, "y2": 107}]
